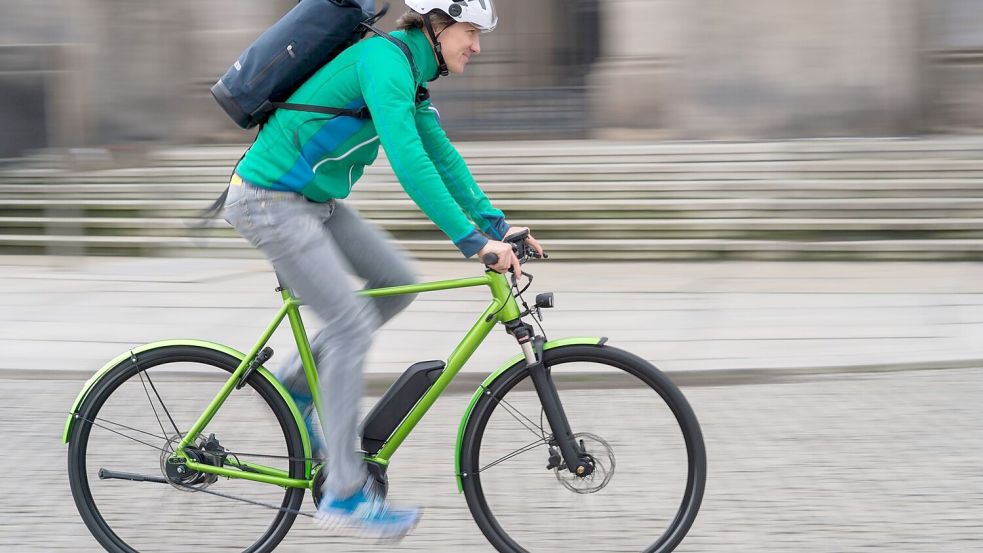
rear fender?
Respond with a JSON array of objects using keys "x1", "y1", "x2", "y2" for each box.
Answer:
[{"x1": 62, "y1": 340, "x2": 311, "y2": 473}]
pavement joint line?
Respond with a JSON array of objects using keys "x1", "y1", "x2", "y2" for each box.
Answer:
[{"x1": 6, "y1": 358, "x2": 981, "y2": 391}]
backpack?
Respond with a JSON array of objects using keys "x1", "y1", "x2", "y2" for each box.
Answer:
[{"x1": 210, "y1": 0, "x2": 426, "y2": 129}]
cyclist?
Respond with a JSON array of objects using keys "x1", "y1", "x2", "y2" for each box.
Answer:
[{"x1": 223, "y1": 0, "x2": 543, "y2": 539}]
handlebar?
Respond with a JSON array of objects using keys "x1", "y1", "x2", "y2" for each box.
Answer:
[
  {"x1": 481, "y1": 252, "x2": 502, "y2": 266},
  {"x1": 481, "y1": 229, "x2": 547, "y2": 268}
]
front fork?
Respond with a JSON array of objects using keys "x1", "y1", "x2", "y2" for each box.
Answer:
[{"x1": 506, "y1": 320, "x2": 593, "y2": 477}]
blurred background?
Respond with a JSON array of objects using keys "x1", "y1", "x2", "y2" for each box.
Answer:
[
  {"x1": 2, "y1": 2, "x2": 982, "y2": 551},
  {"x1": 2, "y1": 0, "x2": 983, "y2": 260},
  {"x1": 3, "y1": 0, "x2": 983, "y2": 151}
]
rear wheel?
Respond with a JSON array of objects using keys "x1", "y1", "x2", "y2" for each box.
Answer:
[
  {"x1": 67, "y1": 345, "x2": 307, "y2": 553},
  {"x1": 460, "y1": 345, "x2": 706, "y2": 553}
]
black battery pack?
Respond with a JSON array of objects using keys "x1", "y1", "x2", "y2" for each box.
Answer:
[{"x1": 360, "y1": 360, "x2": 445, "y2": 454}]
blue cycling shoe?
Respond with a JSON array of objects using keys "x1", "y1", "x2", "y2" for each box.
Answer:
[
  {"x1": 314, "y1": 480, "x2": 422, "y2": 540},
  {"x1": 288, "y1": 392, "x2": 328, "y2": 462}
]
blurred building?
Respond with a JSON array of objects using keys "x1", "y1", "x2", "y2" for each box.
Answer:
[{"x1": 2, "y1": 0, "x2": 983, "y2": 157}]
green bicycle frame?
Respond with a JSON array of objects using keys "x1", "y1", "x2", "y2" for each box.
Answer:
[{"x1": 175, "y1": 270, "x2": 522, "y2": 489}]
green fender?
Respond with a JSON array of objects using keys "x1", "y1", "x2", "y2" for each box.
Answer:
[
  {"x1": 454, "y1": 337, "x2": 607, "y2": 492},
  {"x1": 63, "y1": 340, "x2": 311, "y2": 474}
]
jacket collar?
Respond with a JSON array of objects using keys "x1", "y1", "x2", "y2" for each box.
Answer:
[{"x1": 390, "y1": 27, "x2": 439, "y2": 84}]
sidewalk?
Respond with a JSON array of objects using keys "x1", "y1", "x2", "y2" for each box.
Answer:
[{"x1": 2, "y1": 255, "x2": 981, "y2": 382}]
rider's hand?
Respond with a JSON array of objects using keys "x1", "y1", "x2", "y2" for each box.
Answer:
[
  {"x1": 504, "y1": 226, "x2": 545, "y2": 258},
  {"x1": 479, "y1": 240, "x2": 522, "y2": 277}
]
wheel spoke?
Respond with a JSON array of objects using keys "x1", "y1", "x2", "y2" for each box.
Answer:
[
  {"x1": 136, "y1": 357, "x2": 183, "y2": 451},
  {"x1": 79, "y1": 414, "x2": 170, "y2": 453},
  {"x1": 477, "y1": 436, "x2": 550, "y2": 473},
  {"x1": 489, "y1": 391, "x2": 547, "y2": 440}
]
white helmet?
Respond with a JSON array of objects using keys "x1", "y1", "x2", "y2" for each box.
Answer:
[{"x1": 404, "y1": 0, "x2": 498, "y2": 32}]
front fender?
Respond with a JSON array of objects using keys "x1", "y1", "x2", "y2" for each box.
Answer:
[
  {"x1": 454, "y1": 337, "x2": 607, "y2": 492},
  {"x1": 62, "y1": 340, "x2": 309, "y2": 468}
]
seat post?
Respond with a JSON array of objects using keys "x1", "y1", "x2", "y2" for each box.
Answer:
[{"x1": 274, "y1": 272, "x2": 296, "y2": 302}]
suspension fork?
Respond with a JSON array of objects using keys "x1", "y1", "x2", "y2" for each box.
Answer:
[{"x1": 507, "y1": 321, "x2": 592, "y2": 477}]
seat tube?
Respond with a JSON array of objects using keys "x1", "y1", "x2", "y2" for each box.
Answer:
[{"x1": 281, "y1": 288, "x2": 321, "y2": 412}]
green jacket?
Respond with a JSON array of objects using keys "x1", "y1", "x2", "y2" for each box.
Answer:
[{"x1": 235, "y1": 28, "x2": 508, "y2": 257}]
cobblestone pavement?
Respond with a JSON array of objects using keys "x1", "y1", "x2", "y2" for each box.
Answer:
[{"x1": 1, "y1": 367, "x2": 980, "y2": 552}]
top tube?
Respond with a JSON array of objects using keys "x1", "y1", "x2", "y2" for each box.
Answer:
[
  {"x1": 280, "y1": 270, "x2": 517, "y2": 316},
  {"x1": 358, "y1": 274, "x2": 491, "y2": 298}
]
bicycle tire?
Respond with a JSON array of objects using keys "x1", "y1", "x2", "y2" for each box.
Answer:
[
  {"x1": 67, "y1": 345, "x2": 306, "y2": 553},
  {"x1": 460, "y1": 345, "x2": 706, "y2": 553}
]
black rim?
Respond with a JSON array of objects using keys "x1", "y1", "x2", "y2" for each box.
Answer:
[
  {"x1": 461, "y1": 345, "x2": 707, "y2": 553},
  {"x1": 67, "y1": 346, "x2": 306, "y2": 553}
]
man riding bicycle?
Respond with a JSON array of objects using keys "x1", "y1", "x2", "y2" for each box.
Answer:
[{"x1": 224, "y1": 0, "x2": 543, "y2": 538}]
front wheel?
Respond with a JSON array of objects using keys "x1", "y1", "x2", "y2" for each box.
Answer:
[{"x1": 460, "y1": 345, "x2": 706, "y2": 553}]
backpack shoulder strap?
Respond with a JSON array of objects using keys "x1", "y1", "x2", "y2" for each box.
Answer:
[
  {"x1": 268, "y1": 101, "x2": 370, "y2": 119},
  {"x1": 361, "y1": 25, "x2": 429, "y2": 105},
  {"x1": 360, "y1": 22, "x2": 419, "y2": 81}
]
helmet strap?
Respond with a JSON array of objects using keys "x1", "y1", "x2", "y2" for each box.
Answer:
[{"x1": 423, "y1": 13, "x2": 450, "y2": 80}]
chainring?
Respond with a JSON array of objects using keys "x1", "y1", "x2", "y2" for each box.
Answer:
[{"x1": 311, "y1": 460, "x2": 389, "y2": 508}]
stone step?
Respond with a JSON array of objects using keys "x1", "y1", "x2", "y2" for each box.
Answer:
[
  {"x1": 6, "y1": 199, "x2": 983, "y2": 225},
  {"x1": 2, "y1": 178, "x2": 983, "y2": 200},
  {"x1": 7, "y1": 157, "x2": 983, "y2": 181},
  {"x1": 20, "y1": 139, "x2": 983, "y2": 169},
  {"x1": 144, "y1": 138, "x2": 983, "y2": 165},
  {"x1": 4, "y1": 216, "x2": 982, "y2": 234},
  {"x1": 5, "y1": 194, "x2": 979, "y2": 218},
  {"x1": 4, "y1": 233, "x2": 982, "y2": 261},
  {"x1": 5, "y1": 138, "x2": 983, "y2": 260}
]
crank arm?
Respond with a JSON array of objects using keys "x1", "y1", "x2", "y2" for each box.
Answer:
[{"x1": 99, "y1": 468, "x2": 169, "y2": 484}]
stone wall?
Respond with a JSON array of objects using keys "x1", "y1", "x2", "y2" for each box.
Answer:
[
  {"x1": 3, "y1": 0, "x2": 983, "y2": 155},
  {"x1": 929, "y1": 0, "x2": 983, "y2": 131},
  {"x1": 591, "y1": 0, "x2": 929, "y2": 138}
]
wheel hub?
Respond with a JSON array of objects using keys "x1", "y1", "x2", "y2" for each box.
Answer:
[
  {"x1": 552, "y1": 433, "x2": 615, "y2": 494},
  {"x1": 160, "y1": 433, "x2": 223, "y2": 491}
]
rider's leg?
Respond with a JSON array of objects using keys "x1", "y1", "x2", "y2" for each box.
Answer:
[
  {"x1": 275, "y1": 200, "x2": 418, "y2": 394},
  {"x1": 225, "y1": 184, "x2": 375, "y2": 498},
  {"x1": 273, "y1": 201, "x2": 419, "y2": 465},
  {"x1": 324, "y1": 200, "x2": 419, "y2": 322}
]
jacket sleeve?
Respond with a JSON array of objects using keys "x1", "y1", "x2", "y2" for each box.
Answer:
[
  {"x1": 356, "y1": 45, "x2": 488, "y2": 257},
  {"x1": 414, "y1": 99, "x2": 510, "y2": 240}
]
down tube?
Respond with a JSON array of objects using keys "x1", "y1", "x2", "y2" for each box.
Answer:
[{"x1": 372, "y1": 301, "x2": 502, "y2": 461}]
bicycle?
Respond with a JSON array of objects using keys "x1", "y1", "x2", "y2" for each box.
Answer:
[{"x1": 65, "y1": 231, "x2": 707, "y2": 552}]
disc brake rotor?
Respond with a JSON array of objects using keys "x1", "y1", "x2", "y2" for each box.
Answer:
[
  {"x1": 554, "y1": 432, "x2": 615, "y2": 494},
  {"x1": 159, "y1": 434, "x2": 218, "y2": 491}
]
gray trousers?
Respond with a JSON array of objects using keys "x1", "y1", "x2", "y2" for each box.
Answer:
[{"x1": 224, "y1": 181, "x2": 417, "y2": 498}]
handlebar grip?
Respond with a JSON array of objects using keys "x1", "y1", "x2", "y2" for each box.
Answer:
[{"x1": 481, "y1": 252, "x2": 499, "y2": 266}]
